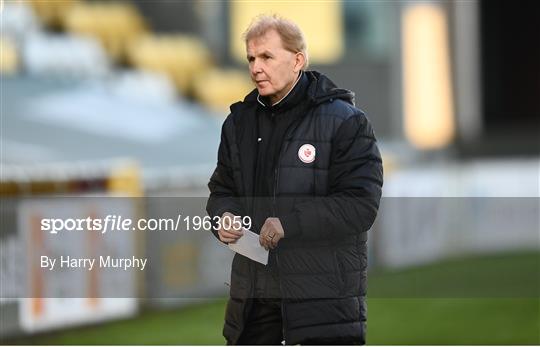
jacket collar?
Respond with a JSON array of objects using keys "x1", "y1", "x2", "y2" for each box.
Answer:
[
  {"x1": 231, "y1": 70, "x2": 355, "y2": 114},
  {"x1": 256, "y1": 70, "x2": 307, "y2": 112}
]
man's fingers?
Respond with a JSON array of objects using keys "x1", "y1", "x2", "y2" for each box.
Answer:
[
  {"x1": 259, "y1": 234, "x2": 274, "y2": 250},
  {"x1": 221, "y1": 228, "x2": 243, "y2": 237},
  {"x1": 219, "y1": 229, "x2": 243, "y2": 240},
  {"x1": 260, "y1": 222, "x2": 268, "y2": 235},
  {"x1": 221, "y1": 213, "x2": 243, "y2": 232},
  {"x1": 259, "y1": 229, "x2": 266, "y2": 247},
  {"x1": 259, "y1": 218, "x2": 283, "y2": 250},
  {"x1": 268, "y1": 236, "x2": 279, "y2": 249},
  {"x1": 259, "y1": 235, "x2": 270, "y2": 249},
  {"x1": 219, "y1": 230, "x2": 240, "y2": 243},
  {"x1": 220, "y1": 236, "x2": 236, "y2": 243},
  {"x1": 261, "y1": 238, "x2": 269, "y2": 251},
  {"x1": 259, "y1": 232, "x2": 271, "y2": 247}
]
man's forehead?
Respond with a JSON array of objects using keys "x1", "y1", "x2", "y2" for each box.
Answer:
[{"x1": 246, "y1": 30, "x2": 284, "y2": 53}]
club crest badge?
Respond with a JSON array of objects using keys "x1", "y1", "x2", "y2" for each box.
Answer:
[{"x1": 298, "y1": 144, "x2": 316, "y2": 163}]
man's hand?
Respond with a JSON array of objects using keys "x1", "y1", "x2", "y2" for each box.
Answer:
[
  {"x1": 259, "y1": 217, "x2": 285, "y2": 250},
  {"x1": 217, "y1": 212, "x2": 243, "y2": 243}
]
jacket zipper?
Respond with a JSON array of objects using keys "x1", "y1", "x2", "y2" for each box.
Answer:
[
  {"x1": 273, "y1": 115, "x2": 304, "y2": 345},
  {"x1": 273, "y1": 143, "x2": 286, "y2": 343},
  {"x1": 272, "y1": 114, "x2": 304, "y2": 215},
  {"x1": 275, "y1": 252, "x2": 286, "y2": 344}
]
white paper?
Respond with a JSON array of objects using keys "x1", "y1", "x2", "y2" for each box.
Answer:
[{"x1": 228, "y1": 228, "x2": 268, "y2": 265}]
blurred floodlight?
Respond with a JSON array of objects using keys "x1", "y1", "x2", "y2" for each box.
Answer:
[{"x1": 402, "y1": 3, "x2": 455, "y2": 150}]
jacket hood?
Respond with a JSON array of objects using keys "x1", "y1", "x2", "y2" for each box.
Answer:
[
  {"x1": 304, "y1": 70, "x2": 355, "y2": 106},
  {"x1": 231, "y1": 70, "x2": 355, "y2": 113}
]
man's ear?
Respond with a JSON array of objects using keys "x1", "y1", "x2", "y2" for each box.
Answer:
[{"x1": 293, "y1": 52, "x2": 306, "y2": 72}]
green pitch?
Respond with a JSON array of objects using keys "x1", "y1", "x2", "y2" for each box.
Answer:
[{"x1": 5, "y1": 251, "x2": 539, "y2": 345}]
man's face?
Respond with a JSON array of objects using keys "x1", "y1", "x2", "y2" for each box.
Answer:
[{"x1": 246, "y1": 29, "x2": 301, "y2": 104}]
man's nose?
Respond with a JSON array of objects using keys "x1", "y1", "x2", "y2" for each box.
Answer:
[{"x1": 251, "y1": 59, "x2": 262, "y2": 75}]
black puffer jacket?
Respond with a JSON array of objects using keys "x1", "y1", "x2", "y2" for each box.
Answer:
[{"x1": 207, "y1": 71, "x2": 383, "y2": 344}]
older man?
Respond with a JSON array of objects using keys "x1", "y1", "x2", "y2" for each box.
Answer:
[{"x1": 207, "y1": 15, "x2": 383, "y2": 345}]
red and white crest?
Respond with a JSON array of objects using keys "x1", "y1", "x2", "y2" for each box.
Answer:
[{"x1": 298, "y1": 144, "x2": 316, "y2": 163}]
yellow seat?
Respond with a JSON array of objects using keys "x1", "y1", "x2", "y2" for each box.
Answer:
[
  {"x1": 193, "y1": 68, "x2": 254, "y2": 114},
  {"x1": 29, "y1": 0, "x2": 79, "y2": 29},
  {"x1": 64, "y1": 2, "x2": 147, "y2": 63},
  {"x1": 128, "y1": 34, "x2": 211, "y2": 96},
  {"x1": 0, "y1": 37, "x2": 19, "y2": 74}
]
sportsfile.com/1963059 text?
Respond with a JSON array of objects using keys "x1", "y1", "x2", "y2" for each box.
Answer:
[{"x1": 40, "y1": 214, "x2": 252, "y2": 235}]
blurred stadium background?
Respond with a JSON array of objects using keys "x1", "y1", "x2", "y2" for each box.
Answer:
[{"x1": 0, "y1": 0, "x2": 538, "y2": 344}]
